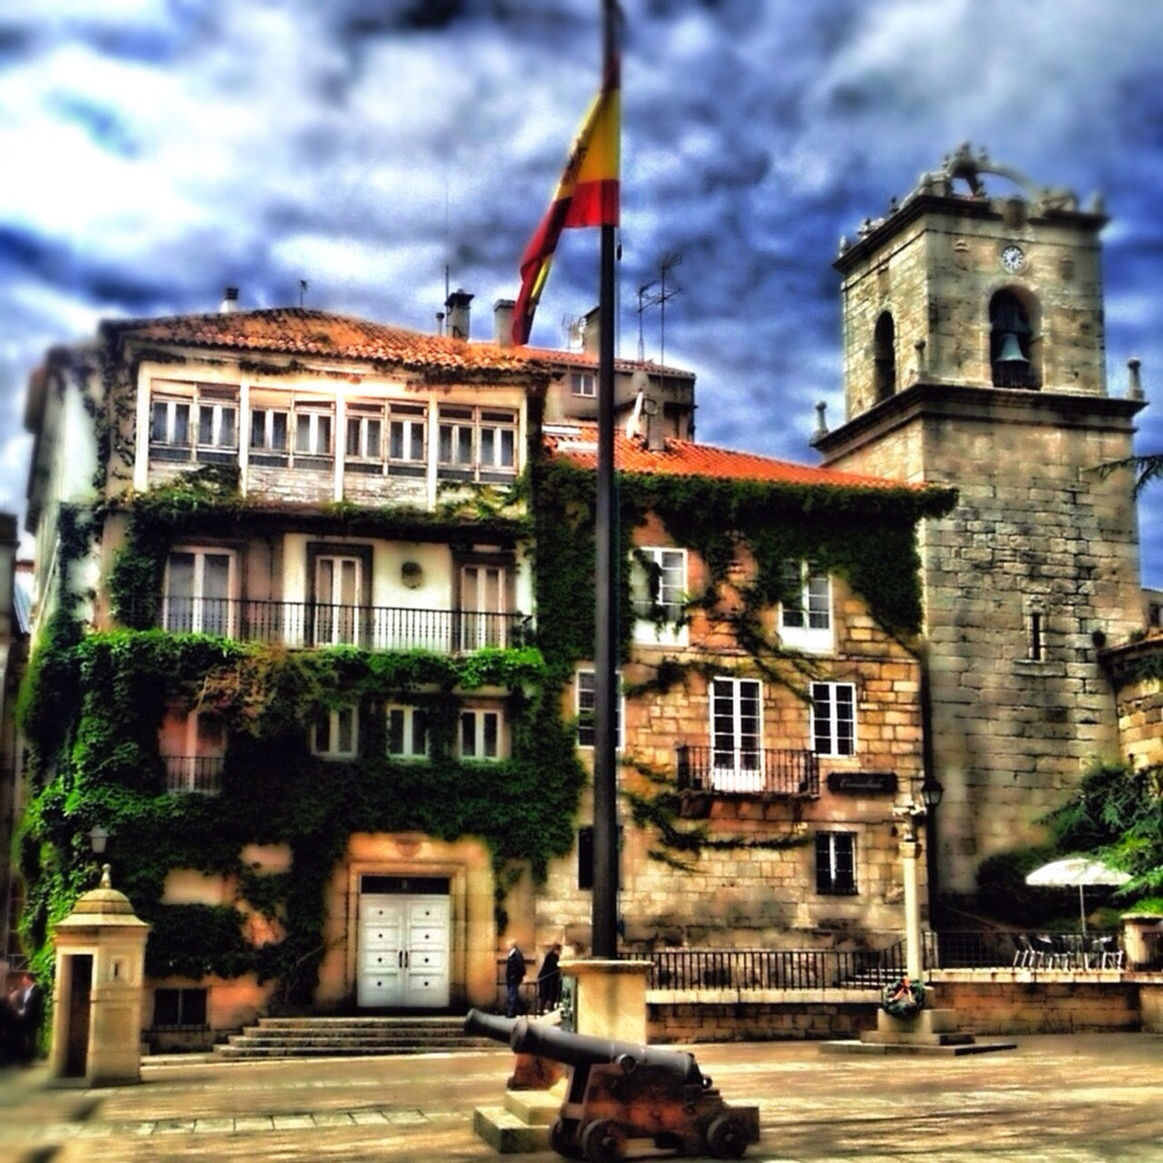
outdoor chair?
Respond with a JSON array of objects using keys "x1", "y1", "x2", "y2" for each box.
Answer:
[
  {"x1": 1091, "y1": 935, "x2": 1124, "y2": 970},
  {"x1": 1013, "y1": 933, "x2": 1037, "y2": 968}
]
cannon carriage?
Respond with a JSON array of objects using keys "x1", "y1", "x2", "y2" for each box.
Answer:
[{"x1": 464, "y1": 1009, "x2": 759, "y2": 1160}]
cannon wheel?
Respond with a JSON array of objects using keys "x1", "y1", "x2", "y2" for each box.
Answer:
[
  {"x1": 706, "y1": 1113, "x2": 750, "y2": 1159},
  {"x1": 580, "y1": 1118, "x2": 625, "y2": 1163},
  {"x1": 549, "y1": 1117, "x2": 583, "y2": 1160}
]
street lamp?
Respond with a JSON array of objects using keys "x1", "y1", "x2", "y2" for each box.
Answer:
[{"x1": 88, "y1": 825, "x2": 110, "y2": 855}]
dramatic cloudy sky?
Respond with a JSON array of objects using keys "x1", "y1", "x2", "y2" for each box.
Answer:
[{"x1": 2, "y1": 0, "x2": 1161, "y2": 582}]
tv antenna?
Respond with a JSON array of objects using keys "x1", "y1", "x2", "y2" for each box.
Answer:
[{"x1": 636, "y1": 251, "x2": 682, "y2": 365}]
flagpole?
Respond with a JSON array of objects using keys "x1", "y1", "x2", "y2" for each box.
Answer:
[{"x1": 591, "y1": 0, "x2": 620, "y2": 961}]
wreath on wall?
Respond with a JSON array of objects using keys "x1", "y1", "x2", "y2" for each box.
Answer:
[{"x1": 880, "y1": 977, "x2": 926, "y2": 1018}]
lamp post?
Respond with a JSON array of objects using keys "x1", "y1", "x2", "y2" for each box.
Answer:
[
  {"x1": 920, "y1": 773, "x2": 943, "y2": 930},
  {"x1": 893, "y1": 800, "x2": 927, "y2": 981}
]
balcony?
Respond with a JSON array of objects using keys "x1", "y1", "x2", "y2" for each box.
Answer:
[
  {"x1": 675, "y1": 744, "x2": 819, "y2": 798},
  {"x1": 140, "y1": 597, "x2": 533, "y2": 653},
  {"x1": 162, "y1": 755, "x2": 224, "y2": 795}
]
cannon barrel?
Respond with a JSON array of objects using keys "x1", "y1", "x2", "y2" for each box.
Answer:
[
  {"x1": 509, "y1": 1018, "x2": 704, "y2": 1085},
  {"x1": 464, "y1": 1008, "x2": 518, "y2": 1044}
]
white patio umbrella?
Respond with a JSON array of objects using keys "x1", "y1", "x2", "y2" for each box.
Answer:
[{"x1": 1025, "y1": 856, "x2": 1131, "y2": 934}]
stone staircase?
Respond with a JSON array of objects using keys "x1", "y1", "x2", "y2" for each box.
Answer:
[{"x1": 214, "y1": 1015, "x2": 501, "y2": 1060}]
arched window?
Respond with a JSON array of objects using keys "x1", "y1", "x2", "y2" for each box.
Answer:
[
  {"x1": 873, "y1": 312, "x2": 896, "y2": 401},
  {"x1": 989, "y1": 291, "x2": 1037, "y2": 388}
]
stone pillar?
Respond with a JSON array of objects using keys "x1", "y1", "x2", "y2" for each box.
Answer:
[
  {"x1": 901, "y1": 837, "x2": 923, "y2": 981},
  {"x1": 558, "y1": 959, "x2": 652, "y2": 1043},
  {"x1": 50, "y1": 866, "x2": 150, "y2": 1087}
]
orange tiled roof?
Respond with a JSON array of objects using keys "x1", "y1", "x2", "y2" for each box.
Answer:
[
  {"x1": 545, "y1": 425, "x2": 914, "y2": 490},
  {"x1": 103, "y1": 308, "x2": 550, "y2": 376},
  {"x1": 518, "y1": 342, "x2": 695, "y2": 379}
]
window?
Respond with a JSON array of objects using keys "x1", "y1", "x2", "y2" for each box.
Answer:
[
  {"x1": 780, "y1": 563, "x2": 832, "y2": 651},
  {"x1": 576, "y1": 669, "x2": 622, "y2": 749},
  {"x1": 459, "y1": 707, "x2": 503, "y2": 760},
  {"x1": 386, "y1": 704, "x2": 429, "y2": 759},
  {"x1": 313, "y1": 552, "x2": 366, "y2": 647},
  {"x1": 153, "y1": 987, "x2": 208, "y2": 1027},
  {"x1": 164, "y1": 548, "x2": 234, "y2": 636},
  {"x1": 1028, "y1": 611, "x2": 1045, "y2": 662},
  {"x1": 710, "y1": 677, "x2": 762, "y2": 789},
  {"x1": 438, "y1": 406, "x2": 518, "y2": 480},
  {"x1": 150, "y1": 381, "x2": 238, "y2": 463},
  {"x1": 159, "y1": 710, "x2": 226, "y2": 794},
  {"x1": 250, "y1": 403, "x2": 290, "y2": 459},
  {"x1": 312, "y1": 706, "x2": 358, "y2": 759},
  {"x1": 459, "y1": 562, "x2": 509, "y2": 649},
  {"x1": 294, "y1": 403, "x2": 334, "y2": 459},
  {"x1": 570, "y1": 371, "x2": 595, "y2": 398},
  {"x1": 631, "y1": 547, "x2": 686, "y2": 624},
  {"x1": 816, "y1": 831, "x2": 856, "y2": 895},
  {"x1": 345, "y1": 402, "x2": 383, "y2": 462},
  {"x1": 388, "y1": 402, "x2": 427, "y2": 467},
  {"x1": 811, "y1": 682, "x2": 856, "y2": 757}
]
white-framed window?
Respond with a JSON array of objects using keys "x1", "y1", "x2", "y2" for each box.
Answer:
[
  {"x1": 150, "y1": 381, "x2": 238, "y2": 461},
  {"x1": 164, "y1": 548, "x2": 235, "y2": 636},
  {"x1": 159, "y1": 709, "x2": 226, "y2": 795},
  {"x1": 780, "y1": 563, "x2": 832, "y2": 652},
  {"x1": 313, "y1": 553, "x2": 365, "y2": 647},
  {"x1": 570, "y1": 371, "x2": 595, "y2": 398},
  {"x1": 345, "y1": 402, "x2": 384, "y2": 461},
  {"x1": 710, "y1": 677, "x2": 762, "y2": 789},
  {"x1": 815, "y1": 831, "x2": 857, "y2": 895},
  {"x1": 312, "y1": 706, "x2": 358, "y2": 759},
  {"x1": 388, "y1": 402, "x2": 427, "y2": 464},
  {"x1": 294, "y1": 403, "x2": 334, "y2": 458},
  {"x1": 631, "y1": 547, "x2": 687, "y2": 643},
  {"x1": 250, "y1": 405, "x2": 290, "y2": 455},
  {"x1": 438, "y1": 406, "x2": 518, "y2": 478},
  {"x1": 458, "y1": 707, "x2": 504, "y2": 760},
  {"x1": 576, "y1": 669, "x2": 623, "y2": 749},
  {"x1": 386, "y1": 704, "x2": 429, "y2": 759},
  {"x1": 459, "y1": 563, "x2": 509, "y2": 649},
  {"x1": 811, "y1": 682, "x2": 856, "y2": 757}
]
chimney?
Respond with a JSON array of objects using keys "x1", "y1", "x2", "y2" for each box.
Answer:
[
  {"x1": 582, "y1": 306, "x2": 601, "y2": 357},
  {"x1": 445, "y1": 289, "x2": 474, "y2": 340},
  {"x1": 219, "y1": 286, "x2": 239, "y2": 313},
  {"x1": 1127, "y1": 357, "x2": 1143, "y2": 401},
  {"x1": 493, "y1": 299, "x2": 515, "y2": 347}
]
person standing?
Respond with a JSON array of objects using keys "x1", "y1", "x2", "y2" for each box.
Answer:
[
  {"x1": 11, "y1": 972, "x2": 43, "y2": 1065},
  {"x1": 537, "y1": 943, "x2": 562, "y2": 1014},
  {"x1": 504, "y1": 941, "x2": 526, "y2": 1018}
]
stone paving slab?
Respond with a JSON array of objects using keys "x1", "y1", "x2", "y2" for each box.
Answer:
[{"x1": 0, "y1": 1035, "x2": 1160, "y2": 1161}]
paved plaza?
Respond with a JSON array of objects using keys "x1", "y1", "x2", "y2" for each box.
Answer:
[{"x1": 1, "y1": 1034, "x2": 1161, "y2": 1161}]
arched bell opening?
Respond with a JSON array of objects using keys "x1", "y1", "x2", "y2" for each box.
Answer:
[
  {"x1": 873, "y1": 311, "x2": 897, "y2": 402},
  {"x1": 989, "y1": 289, "x2": 1040, "y2": 389}
]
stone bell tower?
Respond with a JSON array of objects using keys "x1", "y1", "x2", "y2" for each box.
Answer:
[{"x1": 814, "y1": 145, "x2": 1146, "y2": 898}]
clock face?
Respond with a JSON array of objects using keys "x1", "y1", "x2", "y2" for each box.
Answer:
[{"x1": 1000, "y1": 244, "x2": 1026, "y2": 273}]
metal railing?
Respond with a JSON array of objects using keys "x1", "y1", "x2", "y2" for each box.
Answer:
[
  {"x1": 134, "y1": 597, "x2": 533, "y2": 652},
  {"x1": 924, "y1": 929, "x2": 1125, "y2": 971},
  {"x1": 675, "y1": 744, "x2": 819, "y2": 798},
  {"x1": 162, "y1": 755, "x2": 225, "y2": 795},
  {"x1": 633, "y1": 942, "x2": 906, "y2": 991}
]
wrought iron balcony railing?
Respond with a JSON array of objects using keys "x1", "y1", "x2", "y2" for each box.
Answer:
[
  {"x1": 162, "y1": 755, "x2": 224, "y2": 795},
  {"x1": 675, "y1": 743, "x2": 819, "y2": 798},
  {"x1": 136, "y1": 597, "x2": 533, "y2": 653}
]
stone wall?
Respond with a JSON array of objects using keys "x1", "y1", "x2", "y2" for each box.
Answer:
[{"x1": 1103, "y1": 637, "x2": 1163, "y2": 770}]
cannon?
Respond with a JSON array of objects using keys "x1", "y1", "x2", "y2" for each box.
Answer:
[
  {"x1": 508, "y1": 1017, "x2": 759, "y2": 1161},
  {"x1": 464, "y1": 1008, "x2": 563, "y2": 1090}
]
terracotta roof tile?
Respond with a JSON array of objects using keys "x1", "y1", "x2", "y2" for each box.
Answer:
[
  {"x1": 544, "y1": 425, "x2": 917, "y2": 490},
  {"x1": 103, "y1": 308, "x2": 550, "y2": 376}
]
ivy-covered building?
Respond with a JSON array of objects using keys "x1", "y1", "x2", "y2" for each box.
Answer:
[{"x1": 14, "y1": 296, "x2": 954, "y2": 1038}]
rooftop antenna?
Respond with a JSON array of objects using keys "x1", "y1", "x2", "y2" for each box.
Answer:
[
  {"x1": 637, "y1": 251, "x2": 682, "y2": 366},
  {"x1": 299, "y1": 279, "x2": 308, "y2": 308}
]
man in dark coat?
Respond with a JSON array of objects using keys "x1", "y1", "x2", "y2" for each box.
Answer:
[
  {"x1": 505, "y1": 941, "x2": 526, "y2": 1018},
  {"x1": 537, "y1": 943, "x2": 562, "y2": 1014},
  {"x1": 11, "y1": 972, "x2": 43, "y2": 1064}
]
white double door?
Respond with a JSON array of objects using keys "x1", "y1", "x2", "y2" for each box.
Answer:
[{"x1": 357, "y1": 893, "x2": 450, "y2": 1008}]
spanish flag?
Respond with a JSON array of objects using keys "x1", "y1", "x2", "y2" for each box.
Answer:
[{"x1": 512, "y1": 58, "x2": 620, "y2": 347}]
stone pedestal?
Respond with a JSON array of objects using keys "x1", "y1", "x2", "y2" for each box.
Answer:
[
  {"x1": 1121, "y1": 914, "x2": 1161, "y2": 969},
  {"x1": 50, "y1": 866, "x2": 150, "y2": 1087},
  {"x1": 559, "y1": 957, "x2": 652, "y2": 1041}
]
